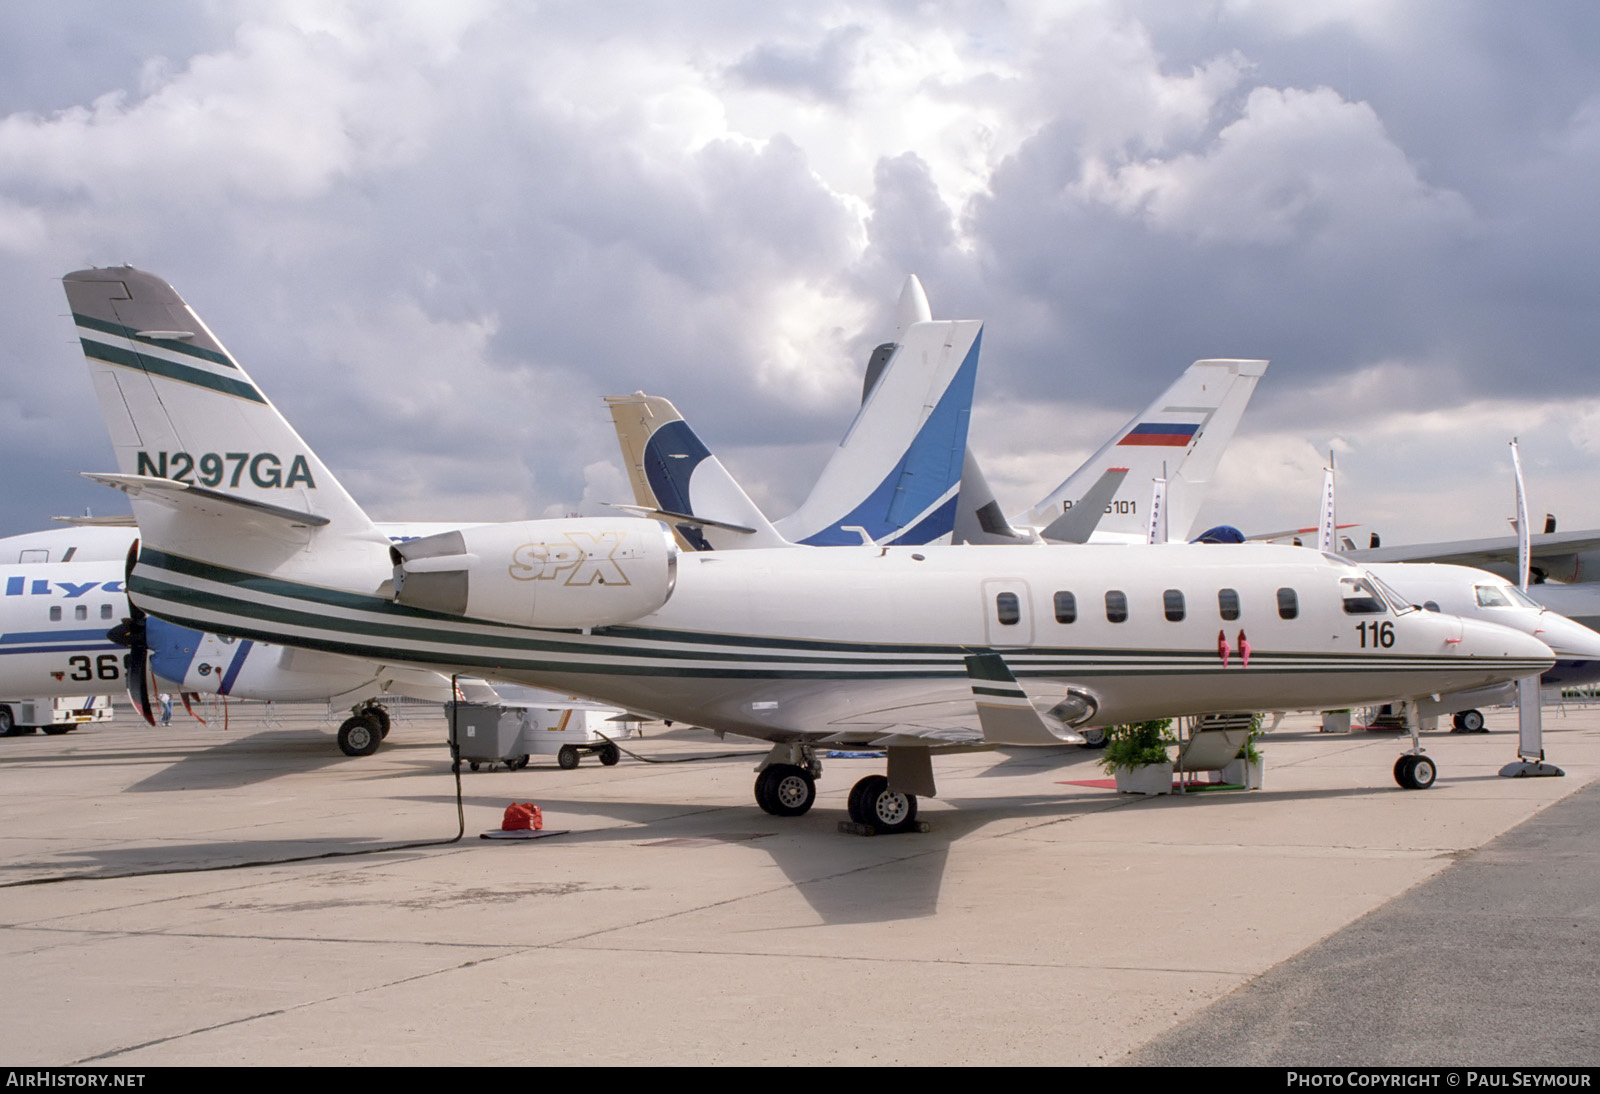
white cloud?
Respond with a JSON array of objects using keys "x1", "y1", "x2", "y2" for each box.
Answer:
[{"x1": 1090, "y1": 85, "x2": 1472, "y2": 247}]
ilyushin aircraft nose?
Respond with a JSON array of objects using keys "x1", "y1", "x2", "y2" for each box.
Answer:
[{"x1": 1529, "y1": 612, "x2": 1600, "y2": 661}]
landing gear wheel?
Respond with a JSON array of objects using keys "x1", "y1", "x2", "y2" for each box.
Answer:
[
  {"x1": 846, "y1": 777, "x2": 873, "y2": 825},
  {"x1": 557, "y1": 744, "x2": 580, "y2": 770},
  {"x1": 1458, "y1": 709, "x2": 1485, "y2": 733},
  {"x1": 1393, "y1": 754, "x2": 1415, "y2": 787},
  {"x1": 755, "y1": 764, "x2": 816, "y2": 817},
  {"x1": 851, "y1": 774, "x2": 918, "y2": 834},
  {"x1": 1406, "y1": 755, "x2": 1437, "y2": 789},
  {"x1": 1078, "y1": 727, "x2": 1109, "y2": 750},
  {"x1": 0, "y1": 706, "x2": 14, "y2": 736},
  {"x1": 368, "y1": 707, "x2": 392, "y2": 739},
  {"x1": 508, "y1": 755, "x2": 530, "y2": 771},
  {"x1": 337, "y1": 715, "x2": 382, "y2": 757},
  {"x1": 1394, "y1": 754, "x2": 1437, "y2": 790},
  {"x1": 599, "y1": 743, "x2": 620, "y2": 766},
  {"x1": 469, "y1": 761, "x2": 481, "y2": 772}
]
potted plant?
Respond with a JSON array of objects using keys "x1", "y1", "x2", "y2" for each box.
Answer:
[
  {"x1": 1220, "y1": 716, "x2": 1265, "y2": 790},
  {"x1": 1099, "y1": 718, "x2": 1175, "y2": 795}
]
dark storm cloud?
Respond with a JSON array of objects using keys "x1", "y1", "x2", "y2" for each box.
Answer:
[{"x1": 3, "y1": 1, "x2": 1600, "y2": 544}]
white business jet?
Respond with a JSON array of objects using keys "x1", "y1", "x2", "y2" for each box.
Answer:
[{"x1": 64, "y1": 267, "x2": 1551, "y2": 829}]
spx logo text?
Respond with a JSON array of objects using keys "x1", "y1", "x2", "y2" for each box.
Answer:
[{"x1": 509, "y1": 532, "x2": 632, "y2": 587}]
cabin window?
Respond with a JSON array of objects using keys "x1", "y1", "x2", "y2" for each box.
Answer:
[
  {"x1": 1277, "y1": 587, "x2": 1299, "y2": 620},
  {"x1": 101, "y1": 604, "x2": 114, "y2": 620},
  {"x1": 1105, "y1": 590, "x2": 1128, "y2": 623},
  {"x1": 49, "y1": 606, "x2": 61, "y2": 622},
  {"x1": 1053, "y1": 591, "x2": 1076, "y2": 624},
  {"x1": 995, "y1": 592, "x2": 1020, "y2": 625},
  {"x1": 1163, "y1": 589, "x2": 1185, "y2": 622},
  {"x1": 1474, "y1": 585, "x2": 1513, "y2": 608},
  {"x1": 1340, "y1": 577, "x2": 1388, "y2": 615},
  {"x1": 1218, "y1": 588, "x2": 1240, "y2": 620},
  {"x1": 74, "y1": 605, "x2": 87, "y2": 621}
]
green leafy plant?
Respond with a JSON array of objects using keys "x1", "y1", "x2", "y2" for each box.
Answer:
[
  {"x1": 1234, "y1": 712, "x2": 1265, "y2": 763},
  {"x1": 1098, "y1": 718, "x2": 1175, "y2": 775}
]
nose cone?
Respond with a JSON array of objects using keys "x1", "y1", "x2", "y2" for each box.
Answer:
[
  {"x1": 1530, "y1": 612, "x2": 1600, "y2": 660},
  {"x1": 1454, "y1": 616, "x2": 1556, "y2": 676},
  {"x1": 1528, "y1": 613, "x2": 1600, "y2": 687}
]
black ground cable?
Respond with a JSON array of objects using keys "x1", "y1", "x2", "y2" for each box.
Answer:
[
  {"x1": 1, "y1": 707, "x2": 469, "y2": 889},
  {"x1": 593, "y1": 728, "x2": 761, "y2": 764}
]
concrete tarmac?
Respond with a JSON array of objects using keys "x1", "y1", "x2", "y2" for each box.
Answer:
[{"x1": 1, "y1": 699, "x2": 1595, "y2": 1066}]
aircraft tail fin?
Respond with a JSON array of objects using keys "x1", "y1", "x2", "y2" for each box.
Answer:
[
  {"x1": 1020, "y1": 358, "x2": 1268, "y2": 542},
  {"x1": 775, "y1": 311, "x2": 981, "y2": 546},
  {"x1": 951, "y1": 449, "x2": 1034, "y2": 545},
  {"x1": 604, "y1": 393, "x2": 789, "y2": 551},
  {"x1": 64, "y1": 267, "x2": 388, "y2": 576}
]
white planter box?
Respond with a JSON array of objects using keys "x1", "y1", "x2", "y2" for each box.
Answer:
[
  {"x1": 1112, "y1": 761, "x2": 1174, "y2": 796},
  {"x1": 1320, "y1": 711, "x2": 1352, "y2": 733},
  {"x1": 1219, "y1": 757, "x2": 1264, "y2": 790}
]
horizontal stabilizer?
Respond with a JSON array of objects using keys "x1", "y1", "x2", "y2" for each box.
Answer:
[
  {"x1": 607, "y1": 503, "x2": 756, "y2": 535},
  {"x1": 51, "y1": 514, "x2": 138, "y2": 527},
  {"x1": 1040, "y1": 467, "x2": 1130, "y2": 544},
  {"x1": 83, "y1": 472, "x2": 329, "y2": 529}
]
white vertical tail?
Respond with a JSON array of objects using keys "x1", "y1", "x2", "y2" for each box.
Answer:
[{"x1": 65, "y1": 267, "x2": 388, "y2": 579}]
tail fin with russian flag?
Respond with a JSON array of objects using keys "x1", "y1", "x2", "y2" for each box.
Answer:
[{"x1": 1015, "y1": 358, "x2": 1268, "y2": 543}]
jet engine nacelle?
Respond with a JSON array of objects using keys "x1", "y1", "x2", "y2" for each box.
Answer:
[{"x1": 390, "y1": 518, "x2": 677, "y2": 629}]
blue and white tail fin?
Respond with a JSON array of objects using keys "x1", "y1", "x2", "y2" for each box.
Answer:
[
  {"x1": 774, "y1": 277, "x2": 979, "y2": 546},
  {"x1": 605, "y1": 392, "x2": 789, "y2": 551},
  {"x1": 1016, "y1": 358, "x2": 1268, "y2": 543},
  {"x1": 64, "y1": 267, "x2": 388, "y2": 578}
]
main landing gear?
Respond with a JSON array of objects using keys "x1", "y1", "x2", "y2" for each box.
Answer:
[
  {"x1": 337, "y1": 700, "x2": 392, "y2": 757},
  {"x1": 1451, "y1": 709, "x2": 1487, "y2": 733},
  {"x1": 755, "y1": 764, "x2": 817, "y2": 816},
  {"x1": 750, "y1": 743, "x2": 926, "y2": 834},
  {"x1": 753, "y1": 743, "x2": 821, "y2": 816},
  {"x1": 846, "y1": 775, "x2": 919, "y2": 834}
]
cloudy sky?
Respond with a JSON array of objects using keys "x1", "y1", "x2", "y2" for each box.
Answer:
[{"x1": 3, "y1": 0, "x2": 1599, "y2": 547}]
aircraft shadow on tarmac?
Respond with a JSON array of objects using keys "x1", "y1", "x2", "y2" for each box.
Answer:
[
  {"x1": 15, "y1": 730, "x2": 1476, "y2": 924},
  {"x1": 113, "y1": 731, "x2": 445, "y2": 792}
]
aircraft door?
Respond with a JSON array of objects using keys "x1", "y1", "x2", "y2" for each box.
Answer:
[{"x1": 983, "y1": 579, "x2": 1034, "y2": 646}]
